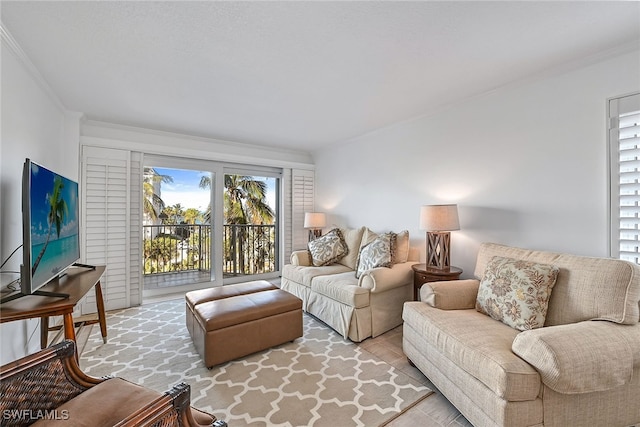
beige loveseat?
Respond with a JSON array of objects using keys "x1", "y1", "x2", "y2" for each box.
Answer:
[
  {"x1": 281, "y1": 227, "x2": 417, "y2": 342},
  {"x1": 403, "y1": 242, "x2": 640, "y2": 427}
]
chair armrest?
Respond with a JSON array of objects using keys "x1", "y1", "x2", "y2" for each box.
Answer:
[
  {"x1": 359, "y1": 261, "x2": 415, "y2": 292},
  {"x1": 512, "y1": 321, "x2": 639, "y2": 394},
  {"x1": 420, "y1": 279, "x2": 480, "y2": 310},
  {"x1": 0, "y1": 340, "x2": 104, "y2": 418},
  {"x1": 1, "y1": 341, "x2": 225, "y2": 427},
  {"x1": 290, "y1": 250, "x2": 312, "y2": 266},
  {"x1": 114, "y1": 382, "x2": 220, "y2": 427}
]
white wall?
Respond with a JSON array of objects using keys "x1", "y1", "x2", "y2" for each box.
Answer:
[
  {"x1": 313, "y1": 49, "x2": 640, "y2": 277},
  {"x1": 0, "y1": 29, "x2": 80, "y2": 364}
]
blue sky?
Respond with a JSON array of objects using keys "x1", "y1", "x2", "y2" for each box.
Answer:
[
  {"x1": 155, "y1": 168, "x2": 210, "y2": 212},
  {"x1": 155, "y1": 168, "x2": 276, "y2": 213}
]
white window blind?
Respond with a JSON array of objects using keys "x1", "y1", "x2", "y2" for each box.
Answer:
[
  {"x1": 80, "y1": 146, "x2": 142, "y2": 313},
  {"x1": 291, "y1": 169, "x2": 315, "y2": 254},
  {"x1": 282, "y1": 168, "x2": 293, "y2": 261},
  {"x1": 610, "y1": 93, "x2": 640, "y2": 262}
]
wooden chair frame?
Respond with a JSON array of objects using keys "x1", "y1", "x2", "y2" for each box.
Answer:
[{"x1": 0, "y1": 340, "x2": 221, "y2": 427}]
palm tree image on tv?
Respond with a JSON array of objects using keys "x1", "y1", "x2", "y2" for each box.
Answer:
[
  {"x1": 29, "y1": 163, "x2": 80, "y2": 286},
  {"x1": 31, "y1": 176, "x2": 68, "y2": 275}
]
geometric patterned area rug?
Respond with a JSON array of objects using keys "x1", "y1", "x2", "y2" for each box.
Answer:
[{"x1": 80, "y1": 298, "x2": 432, "y2": 427}]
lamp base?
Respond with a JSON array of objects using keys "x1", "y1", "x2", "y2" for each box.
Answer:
[
  {"x1": 426, "y1": 231, "x2": 451, "y2": 270},
  {"x1": 308, "y1": 229, "x2": 322, "y2": 242}
]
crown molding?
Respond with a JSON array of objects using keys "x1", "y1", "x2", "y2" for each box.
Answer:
[
  {"x1": 80, "y1": 119, "x2": 315, "y2": 170},
  {"x1": 1, "y1": 20, "x2": 66, "y2": 111}
]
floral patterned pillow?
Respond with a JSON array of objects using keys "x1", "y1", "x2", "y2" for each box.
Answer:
[
  {"x1": 356, "y1": 233, "x2": 396, "y2": 278},
  {"x1": 308, "y1": 228, "x2": 348, "y2": 266},
  {"x1": 476, "y1": 256, "x2": 559, "y2": 331}
]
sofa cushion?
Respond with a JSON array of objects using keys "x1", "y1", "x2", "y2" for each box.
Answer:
[
  {"x1": 474, "y1": 243, "x2": 640, "y2": 326},
  {"x1": 310, "y1": 271, "x2": 370, "y2": 308},
  {"x1": 308, "y1": 228, "x2": 348, "y2": 266},
  {"x1": 356, "y1": 233, "x2": 395, "y2": 278},
  {"x1": 403, "y1": 302, "x2": 541, "y2": 401},
  {"x1": 282, "y1": 263, "x2": 352, "y2": 287},
  {"x1": 337, "y1": 227, "x2": 365, "y2": 270},
  {"x1": 476, "y1": 256, "x2": 559, "y2": 331},
  {"x1": 32, "y1": 377, "x2": 160, "y2": 426}
]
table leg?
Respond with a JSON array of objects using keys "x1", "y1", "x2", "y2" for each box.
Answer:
[
  {"x1": 40, "y1": 316, "x2": 49, "y2": 349},
  {"x1": 63, "y1": 313, "x2": 77, "y2": 342},
  {"x1": 94, "y1": 280, "x2": 108, "y2": 344},
  {"x1": 62, "y1": 312, "x2": 78, "y2": 362}
]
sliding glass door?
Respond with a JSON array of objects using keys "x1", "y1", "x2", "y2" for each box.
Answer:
[
  {"x1": 142, "y1": 156, "x2": 281, "y2": 296},
  {"x1": 142, "y1": 162, "x2": 215, "y2": 292},
  {"x1": 222, "y1": 172, "x2": 279, "y2": 281}
]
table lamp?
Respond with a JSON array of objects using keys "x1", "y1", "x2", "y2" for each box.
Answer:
[
  {"x1": 304, "y1": 212, "x2": 326, "y2": 241},
  {"x1": 419, "y1": 204, "x2": 460, "y2": 270}
]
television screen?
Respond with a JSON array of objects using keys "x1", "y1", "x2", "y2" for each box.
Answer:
[{"x1": 22, "y1": 159, "x2": 80, "y2": 294}]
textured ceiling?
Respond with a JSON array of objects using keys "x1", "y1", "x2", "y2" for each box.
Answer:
[{"x1": 2, "y1": 1, "x2": 639, "y2": 152}]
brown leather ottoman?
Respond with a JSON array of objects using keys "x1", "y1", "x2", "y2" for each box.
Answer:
[
  {"x1": 185, "y1": 280, "x2": 278, "y2": 340},
  {"x1": 186, "y1": 284, "x2": 303, "y2": 368}
]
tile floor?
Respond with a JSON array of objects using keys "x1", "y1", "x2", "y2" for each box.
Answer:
[{"x1": 358, "y1": 326, "x2": 473, "y2": 427}]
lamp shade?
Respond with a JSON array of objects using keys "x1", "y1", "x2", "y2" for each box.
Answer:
[
  {"x1": 304, "y1": 212, "x2": 326, "y2": 229},
  {"x1": 419, "y1": 204, "x2": 460, "y2": 231}
]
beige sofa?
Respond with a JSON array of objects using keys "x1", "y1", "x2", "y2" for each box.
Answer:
[
  {"x1": 281, "y1": 227, "x2": 417, "y2": 342},
  {"x1": 403, "y1": 242, "x2": 640, "y2": 427}
]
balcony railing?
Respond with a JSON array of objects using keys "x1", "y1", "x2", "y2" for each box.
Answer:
[{"x1": 142, "y1": 224, "x2": 276, "y2": 281}]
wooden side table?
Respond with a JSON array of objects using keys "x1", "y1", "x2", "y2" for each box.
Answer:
[
  {"x1": 411, "y1": 264, "x2": 463, "y2": 301},
  {"x1": 0, "y1": 266, "x2": 107, "y2": 361}
]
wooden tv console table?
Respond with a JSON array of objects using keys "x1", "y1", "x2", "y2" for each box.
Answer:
[{"x1": 0, "y1": 265, "x2": 107, "y2": 357}]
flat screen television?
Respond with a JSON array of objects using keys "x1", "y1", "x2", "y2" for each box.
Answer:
[{"x1": 20, "y1": 158, "x2": 81, "y2": 297}]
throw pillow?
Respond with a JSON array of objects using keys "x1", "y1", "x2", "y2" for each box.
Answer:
[
  {"x1": 360, "y1": 227, "x2": 378, "y2": 248},
  {"x1": 308, "y1": 228, "x2": 348, "y2": 266},
  {"x1": 392, "y1": 230, "x2": 410, "y2": 264},
  {"x1": 361, "y1": 228, "x2": 409, "y2": 264},
  {"x1": 337, "y1": 227, "x2": 365, "y2": 270},
  {"x1": 356, "y1": 233, "x2": 396, "y2": 278},
  {"x1": 475, "y1": 256, "x2": 559, "y2": 331}
]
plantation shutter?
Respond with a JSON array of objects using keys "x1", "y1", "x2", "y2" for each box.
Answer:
[
  {"x1": 291, "y1": 169, "x2": 315, "y2": 254},
  {"x1": 80, "y1": 146, "x2": 142, "y2": 313},
  {"x1": 282, "y1": 169, "x2": 293, "y2": 261},
  {"x1": 610, "y1": 93, "x2": 640, "y2": 262}
]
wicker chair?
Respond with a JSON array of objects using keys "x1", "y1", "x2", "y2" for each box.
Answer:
[{"x1": 0, "y1": 340, "x2": 225, "y2": 427}]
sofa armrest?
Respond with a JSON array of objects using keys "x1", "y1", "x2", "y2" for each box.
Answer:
[
  {"x1": 290, "y1": 250, "x2": 312, "y2": 266},
  {"x1": 114, "y1": 382, "x2": 219, "y2": 427},
  {"x1": 512, "y1": 321, "x2": 639, "y2": 394},
  {"x1": 420, "y1": 279, "x2": 480, "y2": 310},
  {"x1": 359, "y1": 261, "x2": 415, "y2": 293}
]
